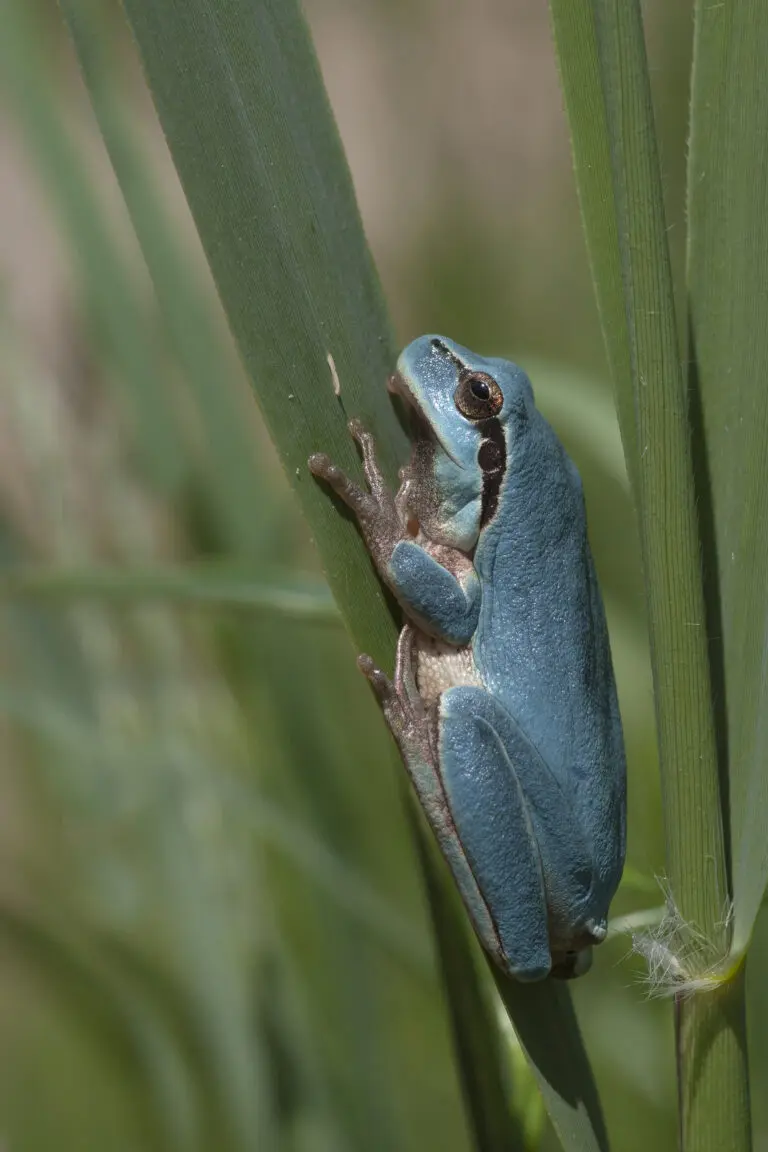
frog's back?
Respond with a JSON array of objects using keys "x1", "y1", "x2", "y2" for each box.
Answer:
[{"x1": 472, "y1": 412, "x2": 626, "y2": 895}]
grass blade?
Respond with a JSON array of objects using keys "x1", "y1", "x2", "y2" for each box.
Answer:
[
  {"x1": 0, "y1": 0, "x2": 183, "y2": 492},
  {"x1": 548, "y1": 0, "x2": 727, "y2": 948},
  {"x1": 409, "y1": 813, "x2": 526, "y2": 1152},
  {"x1": 0, "y1": 895, "x2": 198, "y2": 1152},
  {"x1": 0, "y1": 563, "x2": 339, "y2": 621},
  {"x1": 117, "y1": 0, "x2": 609, "y2": 1145},
  {"x1": 687, "y1": 0, "x2": 768, "y2": 963},
  {"x1": 543, "y1": 11, "x2": 636, "y2": 486},
  {"x1": 58, "y1": 0, "x2": 275, "y2": 556},
  {"x1": 495, "y1": 977, "x2": 608, "y2": 1152},
  {"x1": 549, "y1": 2, "x2": 748, "y2": 1149},
  {"x1": 681, "y1": 3, "x2": 768, "y2": 1147},
  {"x1": 120, "y1": 0, "x2": 405, "y2": 670}
]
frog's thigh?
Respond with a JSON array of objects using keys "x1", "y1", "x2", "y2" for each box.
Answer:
[{"x1": 438, "y1": 686, "x2": 553, "y2": 981}]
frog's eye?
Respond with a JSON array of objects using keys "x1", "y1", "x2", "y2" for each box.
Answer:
[{"x1": 454, "y1": 372, "x2": 504, "y2": 421}]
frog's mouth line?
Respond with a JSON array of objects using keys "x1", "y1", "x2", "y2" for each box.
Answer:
[{"x1": 387, "y1": 371, "x2": 462, "y2": 466}]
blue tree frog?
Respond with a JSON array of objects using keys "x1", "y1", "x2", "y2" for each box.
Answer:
[{"x1": 309, "y1": 336, "x2": 626, "y2": 980}]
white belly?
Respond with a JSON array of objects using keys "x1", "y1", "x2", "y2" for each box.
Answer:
[{"x1": 414, "y1": 632, "x2": 484, "y2": 705}]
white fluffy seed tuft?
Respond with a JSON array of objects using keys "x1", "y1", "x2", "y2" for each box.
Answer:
[{"x1": 631, "y1": 878, "x2": 736, "y2": 998}]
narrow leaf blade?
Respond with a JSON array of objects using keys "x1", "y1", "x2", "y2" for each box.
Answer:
[
  {"x1": 687, "y1": 0, "x2": 768, "y2": 957},
  {"x1": 118, "y1": 1, "x2": 610, "y2": 1144}
]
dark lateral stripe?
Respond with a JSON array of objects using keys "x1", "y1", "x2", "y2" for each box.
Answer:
[
  {"x1": 430, "y1": 337, "x2": 466, "y2": 371},
  {"x1": 478, "y1": 418, "x2": 506, "y2": 526}
]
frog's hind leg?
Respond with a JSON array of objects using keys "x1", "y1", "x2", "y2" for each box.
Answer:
[
  {"x1": 438, "y1": 686, "x2": 557, "y2": 981},
  {"x1": 358, "y1": 629, "x2": 506, "y2": 969}
]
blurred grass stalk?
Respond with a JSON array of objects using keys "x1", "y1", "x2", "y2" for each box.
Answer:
[
  {"x1": 98, "y1": 0, "x2": 613, "y2": 1147},
  {"x1": 550, "y1": 1, "x2": 768, "y2": 1149},
  {"x1": 7, "y1": 0, "x2": 730, "y2": 1144}
]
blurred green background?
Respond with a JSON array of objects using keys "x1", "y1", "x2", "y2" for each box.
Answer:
[{"x1": 0, "y1": 1, "x2": 764, "y2": 1149}]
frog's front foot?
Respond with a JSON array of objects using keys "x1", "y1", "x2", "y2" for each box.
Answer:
[{"x1": 308, "y1": 420, "x2": 403, "y2": 573}]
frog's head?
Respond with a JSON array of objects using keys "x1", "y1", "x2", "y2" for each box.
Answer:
[{"x1": 390, "y1": 335, "x2": 534, "y2": 551}]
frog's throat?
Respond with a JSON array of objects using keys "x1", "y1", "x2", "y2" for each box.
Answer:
[{"x1": 387, "y1": 370, "x2": 462, "y2": 467}]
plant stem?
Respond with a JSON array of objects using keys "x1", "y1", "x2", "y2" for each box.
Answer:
[
  {"x1": 549, "y1": 3, "x2": 749, "y2": 1146},
  {"x1": 676, "y1": 965, "x2": 751, "y2": 1152}
]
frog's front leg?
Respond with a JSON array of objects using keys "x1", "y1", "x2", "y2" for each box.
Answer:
[
  {"x1": 309, "y1": 421, "x2": 480, "y2": 644},
  {"x1": 308, "y1": 419, "x2": 403, "y2": 575}
]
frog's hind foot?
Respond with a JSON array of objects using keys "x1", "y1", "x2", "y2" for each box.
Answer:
[
  {"x1": 357, "y1": 653, "x2": 399, "y2": 716},
  {"x1": 393, "y1": 624, "x2": 424, "y2": 709},
  {"x1": 550, "y1": 947, "x2": 593, "y2": 980},
  {"x1": 357, "y1": 646, "x2": 431, "y2": 765}
]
